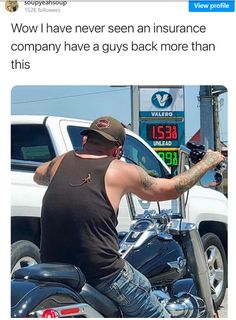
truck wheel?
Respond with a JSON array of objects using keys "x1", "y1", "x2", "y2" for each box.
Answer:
[
  {"x1": 11, "y1": 240, "x2": 40, "y2": 274},
  {"x1": 201, "y1": 233, "x2": 227, "y2": 308}
]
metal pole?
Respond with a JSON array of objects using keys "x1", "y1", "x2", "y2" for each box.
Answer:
[
  {"x1": 199, "y1": 86, "x2": 214, "y2": 149},
  {"x1": 213, "y1": 95, "x2": 221, "y2": 152},
  {"x1": 131, "y1": 86, "x2": 140, "y2": 134}
]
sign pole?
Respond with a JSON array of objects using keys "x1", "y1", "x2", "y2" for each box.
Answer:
[{"x1": 131, "y1": 86, "x2": 140, "y2": 134}]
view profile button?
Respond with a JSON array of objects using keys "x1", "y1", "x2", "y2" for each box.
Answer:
[{"x1": 189, "y1": 0, "x2": 235, "y2": 11}]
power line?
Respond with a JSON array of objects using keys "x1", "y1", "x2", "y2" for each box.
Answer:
[{"x1": 12, "y1": 88, "x2": 129, "y2": 105}]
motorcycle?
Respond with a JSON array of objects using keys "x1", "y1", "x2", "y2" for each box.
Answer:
[{"x1": 11, "y1": 143, "x2": 225, "y2": 318}]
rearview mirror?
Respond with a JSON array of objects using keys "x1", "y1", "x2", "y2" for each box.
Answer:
[{"x1": 200, "y1": 169, "x2": 222, "y2": 188}]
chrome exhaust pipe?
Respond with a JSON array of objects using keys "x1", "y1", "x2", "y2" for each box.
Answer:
[
  {"x1": 166, "y1": 299, "x2": 193, "y2": 317},
  {"x1": 166, "y1": 293, "x2": 206, "y2": 318}
]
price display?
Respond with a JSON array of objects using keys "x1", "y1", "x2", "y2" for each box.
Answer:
[
  {"x1": 147, "y1": 124, "x2": 178, "y2": 141},
  {"x1": 156, "y1": 149, "x2": 179, "y2": 167}
]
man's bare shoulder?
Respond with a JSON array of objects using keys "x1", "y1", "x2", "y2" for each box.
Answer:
[
  {"x1": 106, "y1": 160, "x2": 138, "y2": 195},
  {"x1": 108, "y1": 160, "x2": 139, "y2": 184},
  {"x1": 109, "y1": 159, "x2": 136, "y2": 172},
  {"x1": 50, "y1": 153, "x2": 67, "y2": 173},
  {"x1": 34, "y1": 153, "x2": 66, "y2": 186}
]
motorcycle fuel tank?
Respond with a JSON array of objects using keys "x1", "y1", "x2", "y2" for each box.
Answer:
[{"x1": 125, "y1": 235, "x2": 186, "y2": 286}]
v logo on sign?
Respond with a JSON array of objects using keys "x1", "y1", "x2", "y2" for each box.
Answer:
[{"x1": 154, "y1": 93, "x2": 171, "y2": 107}]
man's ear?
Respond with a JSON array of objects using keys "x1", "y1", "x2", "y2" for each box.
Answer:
[
  {"x1": 113, "y1": 145, "x2": 123, "y2": 159},
  {"x1": 82, "y1": 136, "x2": 87, "y2": 146}
]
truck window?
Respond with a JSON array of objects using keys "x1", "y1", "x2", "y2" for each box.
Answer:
[
  {"x1": 67, "y1": 126, "x2": 84, "y2": 150},
  {"x1": 123, "y1": 135, "x2": 169, "y2": 178},
  {"x1": 11, "y1": 124, "x2": 56, "y2": 162}
]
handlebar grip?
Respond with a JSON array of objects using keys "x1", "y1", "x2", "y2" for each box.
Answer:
[
  {"x1": 186, "y1": 142, "x2": 205, "y2": 151},
  {"x1": 189, "y1": 149, "x2": 205, "y2": 164},
  {"x1": 216, "y1": 162, "x2": 227, "y2": 171}
]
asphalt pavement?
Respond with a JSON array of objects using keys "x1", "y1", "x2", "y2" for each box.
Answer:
[{"x1": 218, "y1": 289, "x2": 228, "y2": 318}]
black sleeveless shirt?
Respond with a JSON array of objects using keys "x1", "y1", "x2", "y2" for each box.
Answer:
[{"x1": 40, "y1": 151, "x2": 124, "y2": 285}]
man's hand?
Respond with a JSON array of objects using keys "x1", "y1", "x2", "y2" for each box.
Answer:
[
  {"x1": 202, "y1": 150, "x2": 225, "y2": 169},
  {"x1": 173, "y1": 149, "x2": 225, "y2": 195}
]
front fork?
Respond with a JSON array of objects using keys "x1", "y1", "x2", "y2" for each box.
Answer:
[{"x1": 175, "y1": 222, "x2": 215, "y2": 317}]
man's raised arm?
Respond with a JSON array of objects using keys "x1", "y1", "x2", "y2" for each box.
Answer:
[{"x1": 124, "y1": 149, "x2": 224, "y2": 202}]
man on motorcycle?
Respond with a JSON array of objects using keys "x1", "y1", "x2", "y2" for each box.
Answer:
[{"x1": 34, "y1": 116, "x2": 224, "y2": 318}]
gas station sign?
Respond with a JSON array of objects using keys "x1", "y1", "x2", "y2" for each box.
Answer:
[
  {"x1": 139, "y1": 86, "x2": 185, "y2": 167},
  {"x1": 139, "y1": 87, "x2": 184, "y2": 118},
  {"x1": 140, "y1": 121, "x2": 185, "y2": 148},
  {"x1": 155, "y1": 148, "x2": 179, "y2": 167}
]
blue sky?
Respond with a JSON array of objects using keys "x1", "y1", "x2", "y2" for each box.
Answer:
[{"x1": 11, "y1": 85, "x2": 227, "y2": 144}]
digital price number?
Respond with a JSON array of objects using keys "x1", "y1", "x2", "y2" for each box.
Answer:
[
  {"x1": 156, "y1": 149, "x2": 179, "y2": 167},
  {"x1": 147, "y1": 124, "x2": 178, "y2": 141}
]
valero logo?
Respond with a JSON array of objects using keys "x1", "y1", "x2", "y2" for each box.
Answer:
[{"x1": 151, "y1": 91, "x2": 173, "y2": 109}]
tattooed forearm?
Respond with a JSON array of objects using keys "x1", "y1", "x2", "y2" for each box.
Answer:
[
  {"x1": 173, "y1": 150, "x2": 224, "y2": 194},
  {"x1": 173, "y1": 161, "x2": 208, "y2": 194},
  {"x1": 34, "y1": 157, "x2": 58, "y2": 186},
  {"x1": 136, "y1": 166, "x2": 156, "y2": 190}
]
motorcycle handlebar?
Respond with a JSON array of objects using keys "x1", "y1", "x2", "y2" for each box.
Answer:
[
  {"x1": 142, "y1": 210, "x2": 171, "y2": 225},
  {"x1": 186, "y1": 142, "x2": 226, "y2": 172}
]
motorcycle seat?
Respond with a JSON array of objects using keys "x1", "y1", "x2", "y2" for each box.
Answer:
[
  {"x1": 81, "y1": 283, "x2": 121, "y2": 318},
  {"x1": 12, "y1": 263, "x2": 86, "y2": 291}
]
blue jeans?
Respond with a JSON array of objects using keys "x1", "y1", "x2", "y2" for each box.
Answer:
[{"x1": 94, "y1": 261, "x2": 170, "y2": 318}]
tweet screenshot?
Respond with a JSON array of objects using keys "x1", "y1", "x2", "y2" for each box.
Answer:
[{"x1": 1, "y1": 0, "x2": 234, "y2": 318}]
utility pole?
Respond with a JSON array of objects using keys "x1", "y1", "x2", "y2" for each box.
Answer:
[
  {"x1": 199, "y1": 85, "x2": 227, "y2": 151},
  {"x1": 211, "y1": 86, "x2": 227, "y2": 151},
  {"x1": 199, "y1": 86, "x2": 227, "y2": 192},
  {"x1": 199, "y1": 86, "x2": 214, "y2": 149},
  {"x1": 213, "y1": 95, "x2": 221, "y2": 151}
]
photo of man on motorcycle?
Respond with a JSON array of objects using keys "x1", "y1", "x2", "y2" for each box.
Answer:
[{"x1": 33, "y1": 116, "x2": 224, "y2": 318}]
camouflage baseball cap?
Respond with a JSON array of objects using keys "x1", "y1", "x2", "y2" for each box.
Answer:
[{"x1": 81, "y1": 116, "x2": 126, "y2": 146}]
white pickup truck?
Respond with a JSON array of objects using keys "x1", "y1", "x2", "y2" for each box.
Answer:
[{"x1": 11, "y1": 115, "x2": 228, "y2": 307}]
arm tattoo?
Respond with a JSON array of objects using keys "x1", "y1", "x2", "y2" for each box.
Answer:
[
  {"x1": 173, "y1": 161, "x2": 208, "y2": 194},
  {"x1": 202, "y1": 154, "x2": 220, "y2": 167},
  {"x1": 137, "y1": 166, "x2": 156, "y2": 190},
  {"x1": 110, "y1": 160, "x2": 156, "y2": 189}
]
